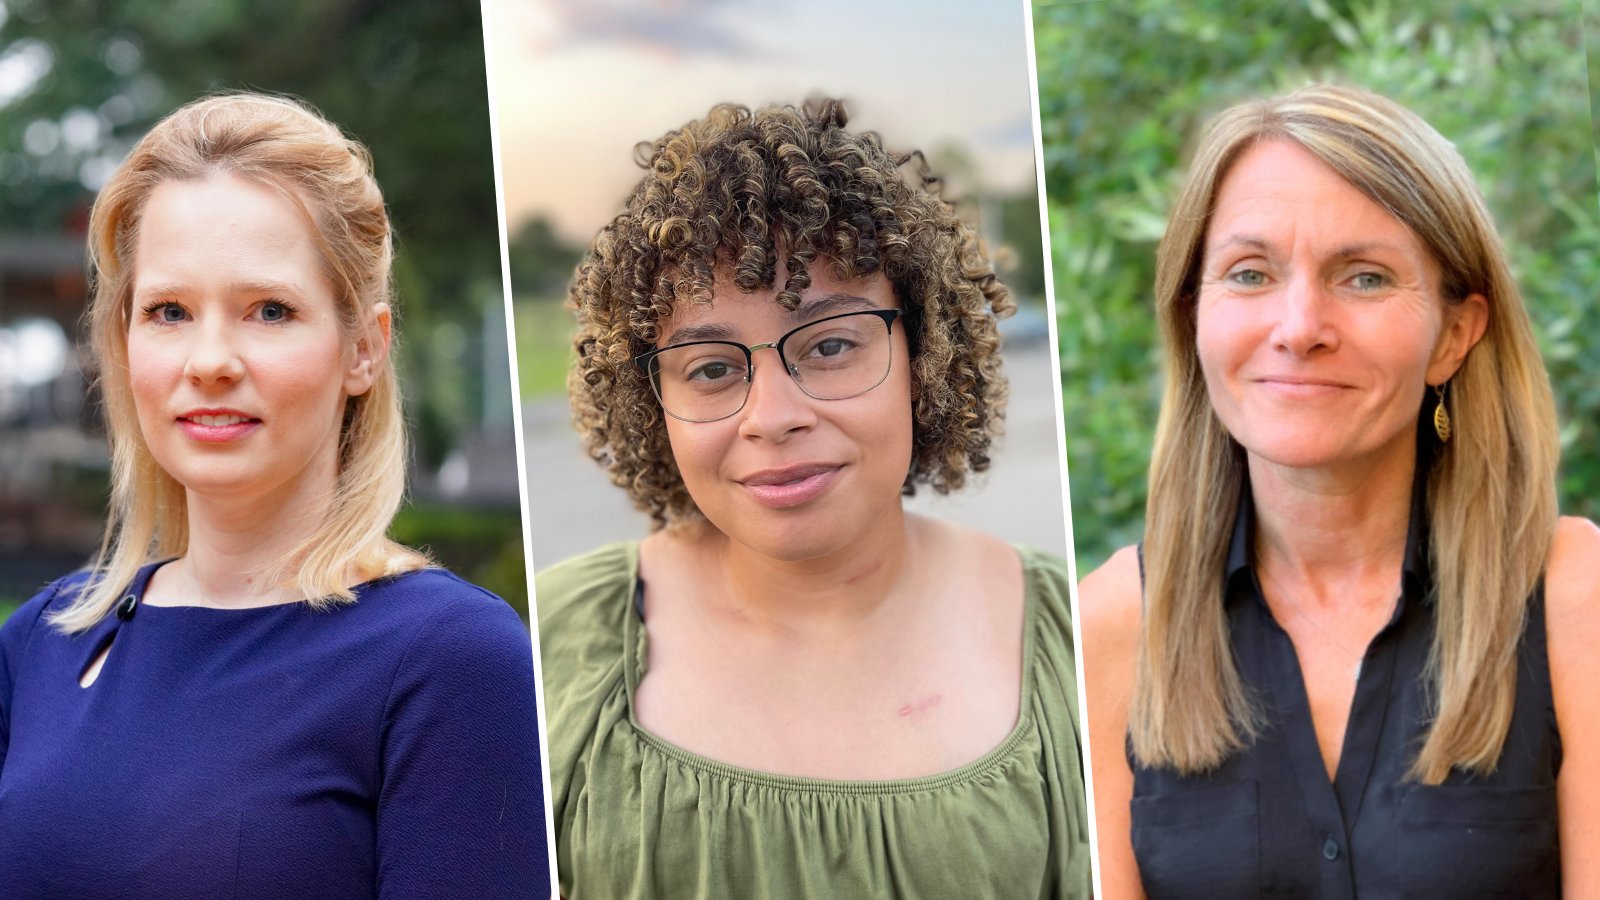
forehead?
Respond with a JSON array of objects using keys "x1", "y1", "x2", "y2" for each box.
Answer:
[
  {"x1": 132, "y1": 174, "x2": 327, "y2": 294},
  {"x1": 657, "y1": 264, "x2": 897, "y2": 344},
  {"x1": 1206, "y1": 139, "x2": 1430, "y2": 260}
]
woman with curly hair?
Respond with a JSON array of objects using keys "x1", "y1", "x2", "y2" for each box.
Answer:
[
  {"x1": 0, "y1": 94, "x2": 547, "y2": 897},
  {"x1": 1080, "y1": 85, "x2": 1600, "y2": 897},
  {"x1": 535, "y1": 99, "x2": 1089, "y2": 898}
]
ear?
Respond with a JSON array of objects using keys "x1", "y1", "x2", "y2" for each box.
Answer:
[
  {"x1": 344, "y1": 302, "x2": 392, "y2": 397},
  {"x1": 1426, "y1": 292, "x2": 1488, "y2": 385}
]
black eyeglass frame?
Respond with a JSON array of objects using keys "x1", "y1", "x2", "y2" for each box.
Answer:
[{"x1": 633, "y1": 308, "x2": 904, "y2": 423}]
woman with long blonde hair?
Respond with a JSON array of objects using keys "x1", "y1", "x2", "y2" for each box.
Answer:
[
  {"x1": 0, "y1": 94, "x2": 546, "y2": 897},
  {"x1": 1080, "y1": 84, "x2": 1600, "y2": 897}
]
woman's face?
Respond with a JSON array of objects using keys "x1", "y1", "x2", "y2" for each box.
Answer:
[
  {"x1": 658, "y1": 262, "x2": 914, "y2": 561},
  {"x1": 126, "y1": 174, "x2": 381, "y2": 507},
  {"x1": 1195, "y1": 139, "x2": 1484, "y2": 475}
]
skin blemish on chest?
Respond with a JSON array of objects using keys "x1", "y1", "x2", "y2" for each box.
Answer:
[{"x1": 896, "y1": 693, "x2": 943, "y2": 720}]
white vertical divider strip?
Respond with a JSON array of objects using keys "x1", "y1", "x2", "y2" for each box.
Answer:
[
  {"x1": 476, "y1": 0, "x2": 562, "y2": 894},
  {"x1": 1019, "y1": 0, "x2": 1104, "y2": 896}
]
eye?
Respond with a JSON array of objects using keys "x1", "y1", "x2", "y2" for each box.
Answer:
[
  {"x1": 258, "y1": 300, "x2": 295, "y2": 323},
  {"x1": 807, "y1": 337, "x2": 857, "y2": 358},
  {"x1": 690, "y1": 361, "x2": 727, "y2": 381},
  {"x1": 790, "y1": 316, "x2": 878, "y2": 366},
  {"x1": 687, "y1": 360, "x2": 737, "y2": 382},
  {"x1": 140, "y1": 301, "x2": 189, "y2": 323},
  {"x1": 1348, "y1": 271, "x2": 1388, "y2": 291},
  {"x1": 1225, "y1": 268, "x2": 1268, "y2": 288}
]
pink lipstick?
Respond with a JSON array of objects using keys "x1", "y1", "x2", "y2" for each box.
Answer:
[
  {"x1": 739, "y1": 464, "x2": 842, "y2": 508},
  {"x1": 178, "y1": 409, "x2": 262, "y2": 443}
]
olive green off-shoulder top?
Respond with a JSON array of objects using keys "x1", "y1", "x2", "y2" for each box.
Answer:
[{"x1": 535, "y1": 542, "x2": 1091, "y2": 899}]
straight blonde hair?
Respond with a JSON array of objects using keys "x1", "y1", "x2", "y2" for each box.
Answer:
[
  {"x1": 1134, "y1": 85, "x2": 1560, "y2": 784},
  {"x1": 51, "y1": 93, "x2": 426, "y2": 633}
]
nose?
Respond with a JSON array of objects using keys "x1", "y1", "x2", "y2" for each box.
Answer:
[
  {"x1": 736, "y1": 346, "x2": 816, "y2": 441},
  {"x1": 1271, "y1": 274, "x2": 1339, "y2": 357},
  {"x1": 182, "y1": 318, "x2": 246, "y2": 385}
]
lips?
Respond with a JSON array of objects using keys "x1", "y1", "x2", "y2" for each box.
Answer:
[
  {"x1": 1252, "y1": 375, "x2": 1352, "y2": 397},
  {"x1": 187, "y1": 413, "x2": 251, "y2": 427},
  {"x1": 178, "y1": 408, "x2": 262, "y2": 443},
  {"x1": 737, "y1": 463, "x2": 843, "y2": 508}
]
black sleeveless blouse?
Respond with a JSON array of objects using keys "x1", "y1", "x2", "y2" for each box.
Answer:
[{"x1": 1131, "y1": 468, "x2": 1561, "y2": 898}]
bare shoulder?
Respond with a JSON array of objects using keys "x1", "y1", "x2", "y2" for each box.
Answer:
[
  {"x1": 1079, "y1": 544, "x2": 1144, "y2": 645},
  {"x1": 1545, "y1": 516, "x2": 1600, "y2": 622},
  {"x1": 1547, "y1": 519, "x2": 1600, "y2": 900},
  {"x1": 907, "y1": 512, "x2": 1019, "y2": 580},
  {"x1": 1078, "y1": 545, "x2": 1144, "y2": 715},
  {"x1": 1079, "y1": 546, "x2": 1147, "y2": 899},
  {"x1": 1544, "y1": 517, "x2": 1600, "y2": 737}
]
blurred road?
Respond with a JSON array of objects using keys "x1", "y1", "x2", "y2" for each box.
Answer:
[{"x1": 521, "y1": 338, "x2": 1071, "y2": 574}]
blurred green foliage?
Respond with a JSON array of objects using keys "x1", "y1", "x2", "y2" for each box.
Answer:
[
  {"x1": 515, "y1": 297, "x2": 575, "y2": 399},
  {"x1": 509, "y1": 216, "x2": 583, "y2": 299},
  {"x1": 1035, "y1": 0, "x2": 1600, "y2": 573},
  {"x1": 0, "y1": 1, "x2": 506, "y2": 458},
  {"x1": 390, "y1": 505, "x2": 528, "y2": 621}
]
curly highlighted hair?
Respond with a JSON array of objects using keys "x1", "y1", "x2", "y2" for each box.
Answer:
[{"x1": 567, "y1": 98, "x2": 1014, "y2": 525}]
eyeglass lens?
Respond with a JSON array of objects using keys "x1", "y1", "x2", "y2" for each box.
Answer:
[{"x1": 647, "y1": 311, "x2": 895, "y2": 422}]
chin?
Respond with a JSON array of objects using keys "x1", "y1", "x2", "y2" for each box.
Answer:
[
  {"x1": 743, "y1": 530, "x2": 843, "y2": 563},
  {"x1": 149, "y1": 455, "x2": 235, "y2": 488},
  {"x1": 1239, "y1": 433, "x2": 1404, "y2": 474},
  {"x1": 719, "y1": 513, "x2": 854, "y2": 563}
]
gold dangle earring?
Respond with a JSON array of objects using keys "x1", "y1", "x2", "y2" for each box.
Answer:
[{"x1": 1433, "y1": 382, "x2": 1452, "y2": 443}]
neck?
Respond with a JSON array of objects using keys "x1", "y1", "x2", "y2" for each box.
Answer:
[
  {"x1": 1248, "y1": 430, "x2": 1417, "y2": 603},
  {"x1": 699, "y1": 509, "x2": 923, "y2": 637},
  {"x1": 173, "y1": 456, "x2": 341, "y2": 607}
]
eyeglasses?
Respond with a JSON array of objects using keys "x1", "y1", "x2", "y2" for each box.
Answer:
[{"x1": 635, "y1": 309, "x2": 903, "y2": 423}]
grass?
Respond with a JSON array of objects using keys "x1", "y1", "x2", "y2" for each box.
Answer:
[{"x1": 514, "y1": 297, "x2": 575, "y2": 400}]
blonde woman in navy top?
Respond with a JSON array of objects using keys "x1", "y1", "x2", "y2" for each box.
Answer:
[
  {"x1": 0, "y1": 95, "x2": 546, "y2": 898},
  {"x1": 1079, "y1": 85, "x2": 1600, "y2": 897}
]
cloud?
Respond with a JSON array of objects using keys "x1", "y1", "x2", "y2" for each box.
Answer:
[{"x1": 538, "y1": 0, "x2": 762, "y2": 59}]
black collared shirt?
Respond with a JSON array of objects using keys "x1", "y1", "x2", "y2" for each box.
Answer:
[{"x1": 1130, "y1": 465, "x2": 1561, "y2": 898}]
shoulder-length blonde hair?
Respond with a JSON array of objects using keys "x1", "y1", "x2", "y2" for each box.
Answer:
[
  {"x1": 1135, "y1": 84, "x2": 1559, "y2": 784},
  {"x1": 51, "y1": 93, "x2": 426, "y2": 633}
]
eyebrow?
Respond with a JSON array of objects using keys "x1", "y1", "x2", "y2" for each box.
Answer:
[
  {"x1": 663, "y1": 321, "x2": 739, "y2": 345},
  {"x1": 1327, "y1": 241, "x2": 1405, "y2": 262},
  {"x1": 791, "y1": 292, "x2": 879, "y2": 321},
  {"x1": 1205, "y1": 234, "x2": 1270, "y2": 258},
  {"x1": 133, "y1": 279, "x2": 307, "y2": 300},
  {"x1": 1205, "y1": 234, "x2": 1409, "y2": 263},
  {"x1": 660, "y1": 293, "x2": 883, "y2": 346}
]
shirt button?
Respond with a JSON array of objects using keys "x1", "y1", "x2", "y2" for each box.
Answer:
[{"x1": 1322, "y1": 837, "x2": 1341, "y2": 861}]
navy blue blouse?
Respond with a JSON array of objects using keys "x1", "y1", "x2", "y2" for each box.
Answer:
[
  {"x1": 0, "y1": 562, "x2": 550, "y2": 899},
  {"x1": 1131, "y1": 466, "x2": 1561, "y2": 898}
]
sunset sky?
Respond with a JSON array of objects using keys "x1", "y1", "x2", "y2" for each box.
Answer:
[{"x1": 486, "y1": 0, "x2": 1040, "y2": 242}]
